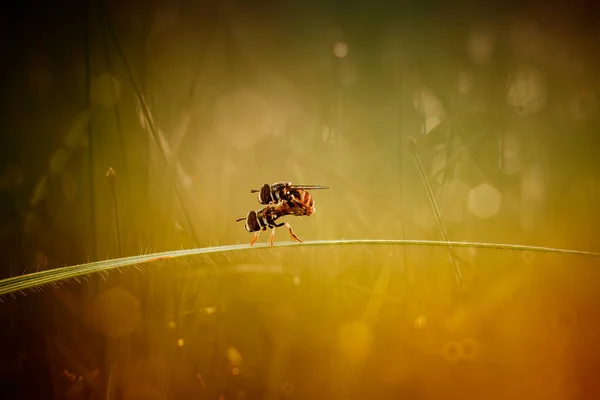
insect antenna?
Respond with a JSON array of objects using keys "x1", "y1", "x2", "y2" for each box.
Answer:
[{"x1": 235, "y1": 217, "x2": 246, "y2": 222}]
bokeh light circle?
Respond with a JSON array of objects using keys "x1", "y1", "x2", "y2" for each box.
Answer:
[
  {"x1": 459, "y1": 338, "x2": 480, "y2": 360},
  {"x1": 468, "y1": 183, "x2": 502, "y2": 219},
  {"x1": 333, "y1": 42, "x2": 348, "y2": 58},
  {"x1": 506, "y1": 64, "x2": 547, "y2": 115},
  {"x1": 443, "y1": 341, "x2": 462, "y2": 361}
]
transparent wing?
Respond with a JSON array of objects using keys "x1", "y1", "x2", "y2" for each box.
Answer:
[{"x1": 289, "y1": 185, "x2": 330, "y2": 190}]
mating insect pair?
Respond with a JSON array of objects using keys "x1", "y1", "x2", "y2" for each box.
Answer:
[{"x1": 236, "y1": 182, "x2": 329, "y2": 246}]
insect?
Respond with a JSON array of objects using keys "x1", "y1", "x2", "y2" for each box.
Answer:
[
  {"x1": 251, "y1": 182, "x2": 329, "y2": 208},
  {"x1": 238, "y1": 181, "x2": 329, "y2": 246},
  {"x1": 236, "y1": 201, "x2": 303, "y2": 246}
]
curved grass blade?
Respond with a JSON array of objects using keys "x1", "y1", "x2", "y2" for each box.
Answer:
[{"x1": 1, "y1": 239, "x2": 599, "y2": 298}]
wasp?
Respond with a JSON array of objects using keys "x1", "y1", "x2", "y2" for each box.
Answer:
[{"x1": 236, "y1": 201, "x2": 303, "y2": 246}]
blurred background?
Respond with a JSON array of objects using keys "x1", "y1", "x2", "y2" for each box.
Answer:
[{"x1": 1, "y1": 0, "x2": 600, "y2": 398}]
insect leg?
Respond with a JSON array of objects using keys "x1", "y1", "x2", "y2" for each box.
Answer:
[
  {"x1": 269, "y1": 228, "x2": 276, "y2": 247},
  {"x1": 285, "y1": 222, "x2": 303, "y2": 243},
  {"x1": 249, "y1": 231, "x2": 260, "y2": 246}
]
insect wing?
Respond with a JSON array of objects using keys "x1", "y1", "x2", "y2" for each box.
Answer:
[
  {"x1": 288, "y1": 185, "x2": 330, "y2": 190},
  {"x1": 269, "y1": 202, "x2": 296, "y2": 217},
  {"x1": 279, "y1": 201, "x2": 309, "y2": 217}
]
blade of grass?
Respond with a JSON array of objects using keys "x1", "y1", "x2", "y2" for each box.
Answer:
[
  {"x1": 1, "y1": 239, "x2": 599, "y2": 298},
  {"x1": 408, "y1": 136, "x2": 463, "y2": 287}
]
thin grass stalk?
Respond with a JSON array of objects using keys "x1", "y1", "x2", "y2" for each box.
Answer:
[
  {"x1": 1, "y1": 239, "x2": 599, "y2": 298},
  {"x1": 97, "y1": 0, "x2": 200, "y2": 247},
  {"x1": 84, "y1": 0, "x2": 97, "y2": 260},
  {"x1": 98, "y1": 6, "x2": 131, "y2": 250},
  {"x1": 408, "y1": 137, "x2": 463, "y2": 286},
  {"x1": 106, "y1": 168, "x2": 122, "y2": 257}
]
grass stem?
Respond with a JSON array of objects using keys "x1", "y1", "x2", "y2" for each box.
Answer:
[{"x1": 1, "y1": 239, "x2": 598, "y2": 298}]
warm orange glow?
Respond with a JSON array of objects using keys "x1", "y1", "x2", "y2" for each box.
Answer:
[{"x1": 3, "y1": 2, "x2": 600, "y2": 399}]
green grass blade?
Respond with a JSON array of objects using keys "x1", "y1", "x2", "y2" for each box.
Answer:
[{"x1": 1, "y1": 239, "x2": 599, "y2": 297}]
